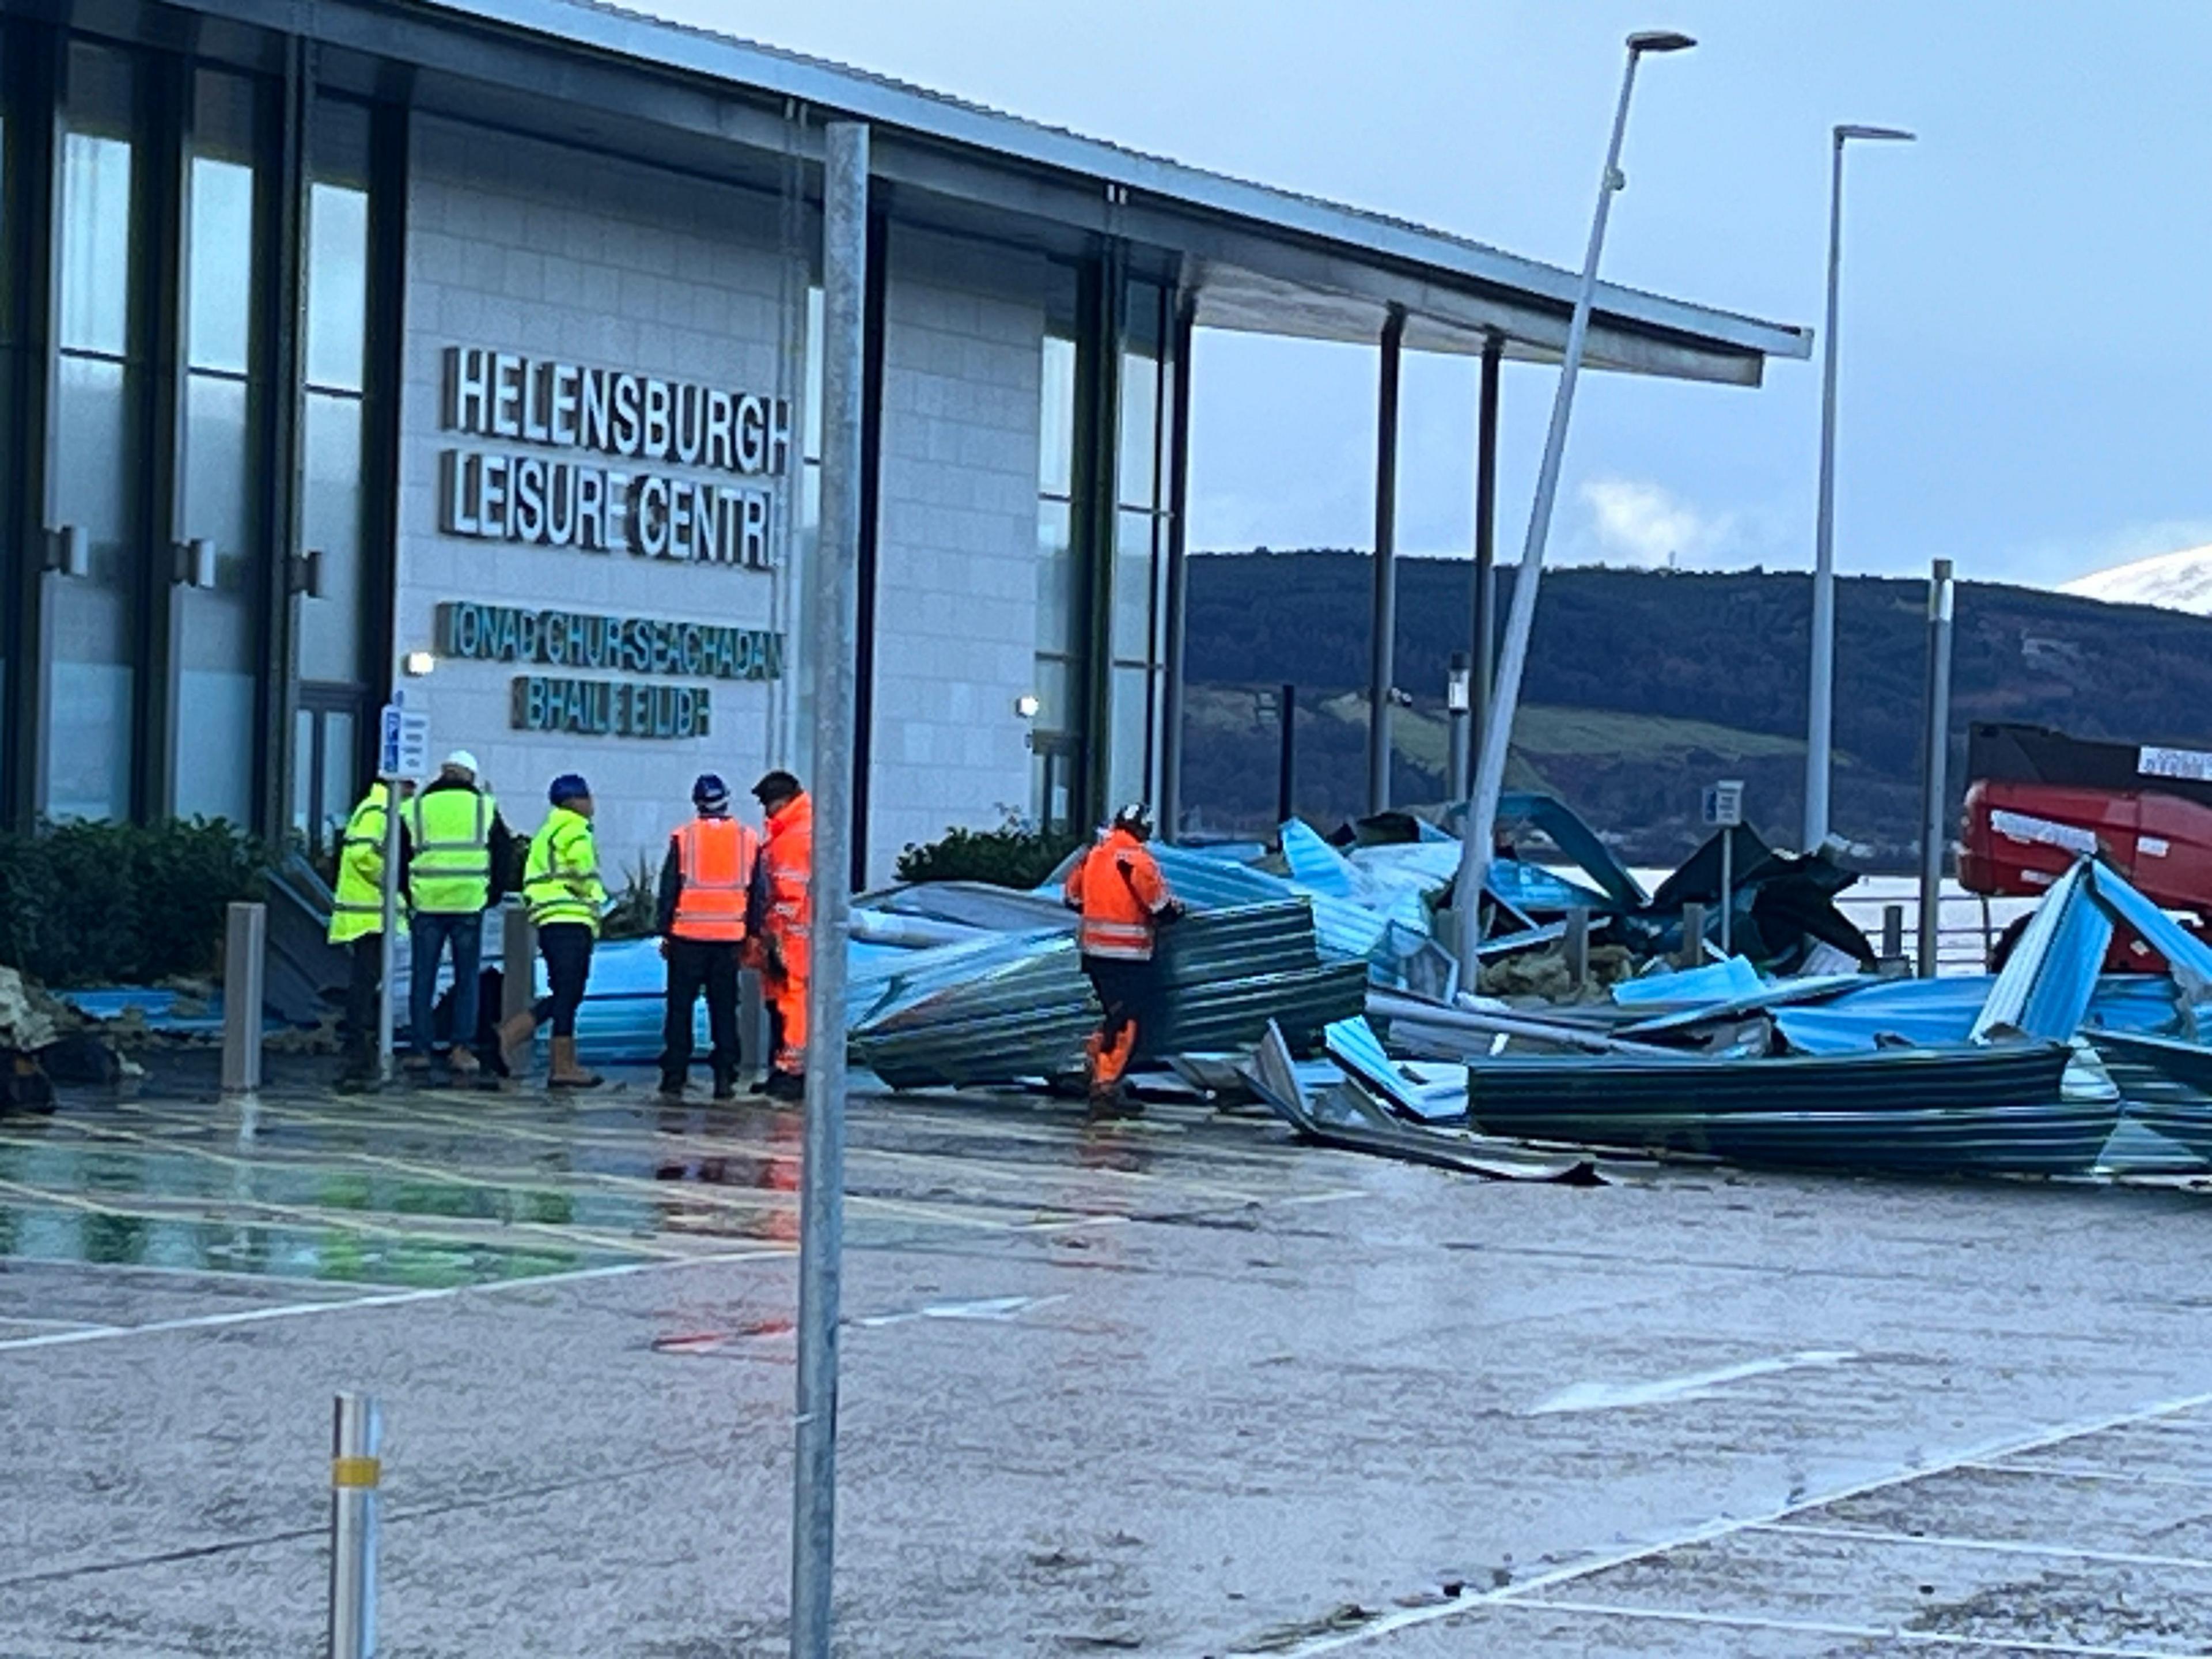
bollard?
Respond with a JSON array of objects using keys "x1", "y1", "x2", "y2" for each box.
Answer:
[
  {"x1": 1679, "y1": 902, "x2": 1707, "y2": 969},
  {"x1": 221, "y1": 902, "x2": 266, "y2": 1094},
  {"x1": 1565, "y1": 907, "x2": 1590, "y2": 990},
  {"x1": 504, "y1": 902, "x2": 537, "y2": 1070},
  {"x1": 1881, "y1": 904, "x2": 1904, "y2": 964},
  {"x1": 327, "y1": 1392, "x2": 381, "y2": 1659}
]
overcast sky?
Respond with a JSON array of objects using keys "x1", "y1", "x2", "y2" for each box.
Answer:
[{"x1": 654, "y1": 0, "x2": 2212, "y2": 587}]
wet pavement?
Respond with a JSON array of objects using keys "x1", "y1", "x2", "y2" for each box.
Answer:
[{"x1": 7, "y1": 1072, "x2": 2212, "y2": 1656}]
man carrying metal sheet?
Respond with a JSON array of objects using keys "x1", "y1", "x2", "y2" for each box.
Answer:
[{"x1": 1063, "y1": 804, "x2": 1184, "y2": 1119}]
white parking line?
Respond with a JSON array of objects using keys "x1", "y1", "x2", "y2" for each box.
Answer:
[
  {"x1": 1482, "y1": 1595, "x2": 2202, "y2": 1657},
  {"x1": 0, "y1": 1247, "x2": 792, "y2": 1355},
  {"x1": 1754, "y1": 1520, "x2": 2212, "y2": 1574},
  {"x1": 1235, "y1": 1388, "x2": 2212, "y2": 1656}
]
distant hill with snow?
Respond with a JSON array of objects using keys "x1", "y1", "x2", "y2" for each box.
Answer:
[{"x1": 2062, "y1": 545, "x2": 2212, "y2": 613}]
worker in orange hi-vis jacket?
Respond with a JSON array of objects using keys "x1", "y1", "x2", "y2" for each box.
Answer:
[
  {"x1": 749, "y1": 770, "x2": 813, "y2": 1103},
  {"x1": 1062, "y1": 803, "x2": 1184, "y2": 1120}
]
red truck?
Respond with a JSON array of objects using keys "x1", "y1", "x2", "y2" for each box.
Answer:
[{"x1": 1959, "y1": 722, "x2": 2212, "y2": 969}]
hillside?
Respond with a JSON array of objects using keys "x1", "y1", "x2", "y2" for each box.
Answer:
[
  {"x1": 2062, "y1": 544, "x2": 2212, "y2": 613},
  {"x1": 1181, "y1": 551, "x2": 2212, "y2": 866}
]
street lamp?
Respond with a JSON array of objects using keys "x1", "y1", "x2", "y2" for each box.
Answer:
[
  {"x1": 1455, "y1": 28, "x2": 1695, "y2": 968},
  {"x1": 1804, "y1": 121, "x2": 1914, "y2": 854}
]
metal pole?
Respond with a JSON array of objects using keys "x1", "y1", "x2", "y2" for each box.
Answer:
[
  {"x1": 1804, "y1": 135, "x2": 1846, "y2": 855},
  {"x1": 1158, "y1": 291, "x2": 1196, "y2": 840},
  {"x1": 220, "y1": 902, "x2": 265, "y2": 1094},
  {"x1": 1805, "y1": 124, "x2": 1912, "y2": 854},
  {"x1": 1565, "y1": 906, "x2": 1590, "y2": 990},
  {"x1": 1456, "y1": 32, "x2": 1690, "y2": 970},
  {"x1": 1881, "y1": 903, "x2": 1904, "y2": 964},
  {"x1": 327, "y1": 1392, "x2": 381, "y2": 1659},
  {"x1": 1277, "y1": 683, "x2": 1296, "y2": 832},
  {"x1": 1680, "y1": 900, "x2": 1706, "y2": 969},
  {"x1": 1916, "y1": 556, "x2": 1955, "y2": 979},
  {"x1": 376, "y1": 779, "x2": 400, "y2": 1082},
  {"x1": 1446, "y1": 651, "x2": 1471, "y2": 803},
  {"x1": 1367, "y1": 305, "x2": 1406, "y2": 816},
  {"x1": 790, "y1": 116, "x2": 867, "y2": 1659},
  {"x1": 1470, "y1": 332, "x2": 1502, "y2": 786},
  {"x1": 1719, "y1": 831, "x2": 1734, "y2": 957}
]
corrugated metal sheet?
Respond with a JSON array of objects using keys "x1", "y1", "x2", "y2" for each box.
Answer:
[{"x1": 852, "y1": 902, "x2": 1364, "y2": 1091}]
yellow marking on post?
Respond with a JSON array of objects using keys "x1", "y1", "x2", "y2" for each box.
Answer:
[{"x1": 331, "y1": 1456, "x2": 381, "y2": 1489}]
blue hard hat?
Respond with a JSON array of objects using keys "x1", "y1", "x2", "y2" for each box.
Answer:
[
  {"x1": 692, "y1": 772, "x2": 730, "y2": 809},
  {"x1": 548, "y1": 773, "x2": 590, "y2": 805}
]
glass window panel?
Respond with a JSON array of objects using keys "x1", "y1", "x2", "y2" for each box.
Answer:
[
  {"x1": 1108, "y1": 664, "x2": 1151, "y2": 808},
  {"x1": 298, "y1": 392, "x2": 364, "y2": 683},
  {"x1": 291, "y1": 707, "x2": 315, "y2": 836},
  {"x1": 305, "y1": 182, "x2": 367, "y2": 392},
  {"x1": 1039, "y1": 335, "x2": 1075, "y2": 497},
  {"x1": 321, "y1": 709, "x2": 357, "y2": 836},
  {"x1": 46, "y1": 354, "x2": 138, "y2": 821},
  {"x1": 310, "y1": 99, "x2": 372, "y2": 190},
  {"x1": 175, "y1": 374, "x2": 257, "y2": 824},
  {"x1": 1117, "y1": 349, "x2": 1159, "y2": 510},
  {"x1": 195, "y1": 70, "x2": 256, "y2": 160},
  {"x1": 188, "y1": 158, "x2": 255, "y2": 374},
  {"x1": 804, "y1": 285, "x2": 824, "y2": 464},
  {"x1": 1030, "y1": 656, "x2": 1074, "y2": 734},
  {"x1": 1123, "y1": 278, "x2": 1166, "y2": 359},
  {"x1": 1036, "y1": 498, "x2": 1077, "y2": 657},
  {"x1": 1112, "y1": 509, "x2": 1156, "y2": 664},
  {"x1": 59, "y1": 133, "x2": 134, "y2": 356}
]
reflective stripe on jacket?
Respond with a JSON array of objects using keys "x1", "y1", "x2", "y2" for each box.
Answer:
[
  {"x1": 328, "y1": 783, "x2": 397, "y2": 945},
  {"x1": 523, "y1": 805, "x2": 605, "y2": 932},
  {"x1": 1063, "y1": 828, "x2": 1173, "y2": 961},
  {"x1": 763, "y1": 793, "x2": 814, "y2": 949},
  {"x1": 670, "y1": 817, "x2": 762, "y2": 943},
  {"x1": 402, "y1": 788, "x2": 497, "y2": 914}
]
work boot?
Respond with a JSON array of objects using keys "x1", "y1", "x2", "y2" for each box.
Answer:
[
  {"x1": 548, "y1": 1036, "x2": 603, "y2": 1090},
  {"x1": 764, "y1": 1069, "x2": 805, "y2": 1103},
  {"x1": 497, "y1": 1010, "x2": 537, "y2": 1070},
  {"x1": 657, "y1": 1074, "x2": 687, "y2": 1103},
  {"x1": 711, "y1": 1073, "x2": 737, "y2": 1103},
  {"x1": 448, "y1": 1045, "x2": 482, "y2": 1078},
  {"x1": 748, "y1": 1077, "x2": 772, "y2": 1097},
  {"x1": 1086, "y1": 1083, "x2": 1142, "y2": 1123}
]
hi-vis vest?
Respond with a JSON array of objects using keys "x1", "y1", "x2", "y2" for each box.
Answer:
[
  {"x1": 402, "y1": 788, "x2": 496, "y2": 914},
  {"x1": 328, "y1": 783, "x2": 396, "y2": 945},
  {"x1": 671, "y1": 817, "x2": 760, "y2": 944},
  {"x1": 1064, "y1": 828, "x2": 1173, "y2": 961},
  {"x1": 524, "y1": 805, "x2": 605, "y2": 931},
  {"x1": 763, "y1": 794, "x2": 813, "y2": 946}
]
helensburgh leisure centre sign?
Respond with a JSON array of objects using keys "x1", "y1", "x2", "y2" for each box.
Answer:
[
  {"x1": 438, "y1": 345, "x2": 790, "y2": 569},
  {"x1": 434, "y1": 601, "x2": 786, "y2": 743}
]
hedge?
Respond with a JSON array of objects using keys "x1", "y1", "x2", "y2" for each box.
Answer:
[
  {"x1": 895, "y1": 819, "x2": 1085, "y2": 890},
  {"x1": 0, "y1": 818, "x2": 268, "y2": 987}
]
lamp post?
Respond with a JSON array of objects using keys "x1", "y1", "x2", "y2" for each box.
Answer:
[
  {"x1": 1803, "y1": 122, "x2": 1914, "y2": 853},
  {"x1": 1455, "y1": 28, "x2": 1695, "y2": 968}
]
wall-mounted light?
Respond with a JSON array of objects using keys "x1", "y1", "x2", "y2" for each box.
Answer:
[
  {"x1": 44, "y1": 524, "x2": 90, "y2": 579},
  {"x1": 1014, "y1": 693, "x2": 1041, "y2": 720},
  {"x1": 403, "y1": 650, "x2": 436, "y2": 677},
  {"x1": 174, "y1": 537, "x2": 217, "y2": 589}
]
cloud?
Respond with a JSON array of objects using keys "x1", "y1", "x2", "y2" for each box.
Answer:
[{"x1": 1578, "y1": 477, "x2": 1737, "y2": 568}]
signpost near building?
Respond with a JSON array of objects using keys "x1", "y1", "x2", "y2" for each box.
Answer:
[
  {"x1": 1703, "y1": 778, "x2": 1744, "y2": 957},
  {"x1": 375, "y1": 693, "x2": 431, "y2": 1082}
]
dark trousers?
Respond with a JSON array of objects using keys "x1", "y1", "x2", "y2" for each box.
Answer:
[
  {"x1": 662, "y1": 937, "x2": 742, "y2": 1085},
  {"x1": 409, "y1": 911, "x2": 482, "y2": 1058},
  {"x1": 1082, "y1": 955, "x2": 1154, "y2": 1071},
  {"x1": 342, "y1": 937, "x2": 381, "y2": 1071},
  {"x1": 530, "y1": 922, "x2": 594, "y2": 1039}
]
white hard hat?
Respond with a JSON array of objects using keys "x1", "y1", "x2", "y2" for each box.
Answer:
[{"x1": 444, "y1": 749, "x2": 480, "y2": 775}]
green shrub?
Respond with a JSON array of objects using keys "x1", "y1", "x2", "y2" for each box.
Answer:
[
  {"x1": 0, "y1": 818, "x2": 268, "y2": 986},
  {"x1": 599, "y1": 854, "x2": 661, "y2": 940},
  {"x1": 895, "y1": 817, "x2": 1085, "y2": 890}
]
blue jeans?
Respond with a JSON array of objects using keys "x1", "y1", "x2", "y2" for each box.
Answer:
[{"x1": 410, "y1": 910, "x2": 483, "y2": 1058}]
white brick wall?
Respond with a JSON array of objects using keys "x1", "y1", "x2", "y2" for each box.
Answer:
[
  {"x1": 868, "y1": 225, "x2": 1046, "y2": 881},
  {"x1": 399, "y1": 126, "x2": 1053, "y2": 889},
  {"x1": 398, "y1": 118, "x2": 799, "y2": 881}
]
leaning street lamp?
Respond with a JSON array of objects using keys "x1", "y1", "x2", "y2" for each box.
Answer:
[
  {"x1": 1803, "y1": 121, "x2": 1915, "y2": 854},
  {"x1": 1454, "y1": 28, "x2": 1696, "y2": 968}
]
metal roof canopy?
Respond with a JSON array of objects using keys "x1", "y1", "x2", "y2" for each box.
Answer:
[{"x1": 116, "y1": 0, "x2": 1811, "y2": 387}]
